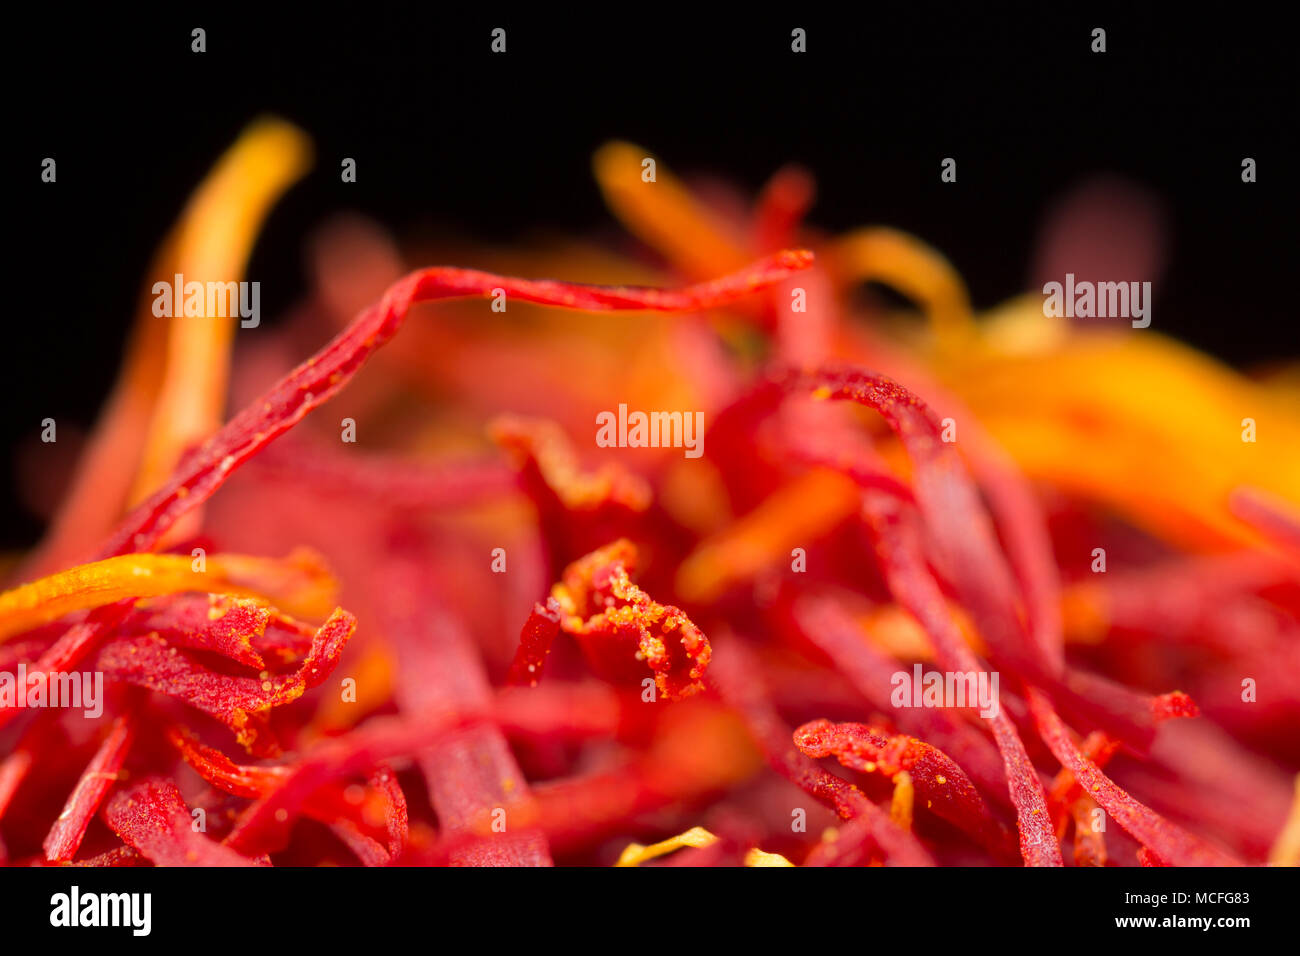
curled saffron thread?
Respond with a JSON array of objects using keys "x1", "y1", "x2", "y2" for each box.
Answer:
[
  {"x1": 0, "y1": 253, "x2": 811, "y2": 733},
  {"x1": 778, "y1": 363, "x2": 1050, "y2": 679},
  {"x1": 102, "y1": 250, "x2": 815, "y2": 560}
]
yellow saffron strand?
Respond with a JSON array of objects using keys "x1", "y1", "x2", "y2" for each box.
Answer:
[
  {"x1": 890, "y1": 771, "x2": 915, "y2": 831},
  {"x1": 0, "y1": 550, "x2": 335, "y2": 642},
  {"x1": 616, "y1": 826, "x2": 794, "y2": 867},
  {"x1": 130, "y1": 118, "x2": 313, "y2": 507},
  {"x1": 675, "y1": 469, "x2": 862, "y2": 603},
  {"x1": 833, "y1": 227, "x2": 977, "y2": 353},
  {"x1": 593, "y1": 141, "x2": 751, "y2": 282},
  {"x1": 944, "y1": 330, "x2": 1300, "y2": 550}
]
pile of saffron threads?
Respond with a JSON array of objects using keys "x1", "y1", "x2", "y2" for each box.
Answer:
[{"x1": 2, "y1": 119, "x2": 1299, "y2": 868}]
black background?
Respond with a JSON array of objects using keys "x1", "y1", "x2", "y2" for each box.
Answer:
[
  {"x1": 1, "y1": 860, "x2": 1279, "y2": 939},
  {"x1": 5, "y1": 6, "x2": 1294, "y2": 548}
]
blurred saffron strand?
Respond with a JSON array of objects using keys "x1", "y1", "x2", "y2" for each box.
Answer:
[{"x1": 1, "y1": 120, "x2": 1298, "y2": 868}]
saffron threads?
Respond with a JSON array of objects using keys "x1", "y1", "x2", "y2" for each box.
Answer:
[{"x1": 2, "y1": 122, "x2": 1296, "y2": 869}]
